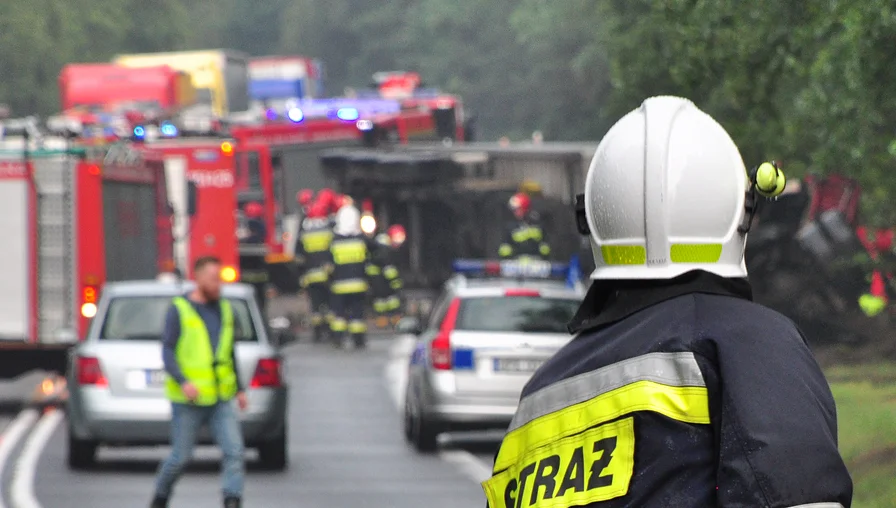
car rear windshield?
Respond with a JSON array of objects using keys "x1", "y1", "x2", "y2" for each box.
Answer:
[
  {"x1": 98, "y1": 296, "x2": 259, "y2": 342},
  {"x1": 455, "y1": 296, "x2": 580, "y2": 333}
]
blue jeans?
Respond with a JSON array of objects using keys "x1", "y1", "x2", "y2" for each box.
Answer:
[{"x1": 154, "y1": 400, "x2": 245, "y2": 499}]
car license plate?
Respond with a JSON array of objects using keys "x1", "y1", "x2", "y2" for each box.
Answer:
[
  {"x1": 493, "y1": 358, "x2": 543, "y2": 373},
  {"x1": 126, "y1": 369, "x2": 165, "y2": 389}
]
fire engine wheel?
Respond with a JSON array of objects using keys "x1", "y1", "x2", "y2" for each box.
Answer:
[
  {"x1": 257, "y1": 426, "x2": 288, "y2": 471},
  {"x1": 404, "y1": 385, "x2": 439, "y2": 453},
  {"x1": 67, "y1": 428, "x2": 98, "y2": 470}
]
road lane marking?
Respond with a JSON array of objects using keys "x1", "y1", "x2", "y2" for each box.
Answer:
[
  {"x1": 0, "y1": 410, "x2": 39, "y2": 508},
  {"x1": 10, "y1": 409, "x2": 63, "y2": 508},
  {"x1": 439, "y1": 450, "x2": 493, "y2": 484}
]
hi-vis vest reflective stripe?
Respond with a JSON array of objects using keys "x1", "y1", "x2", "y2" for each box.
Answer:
[
  {"x1": 164, "y1": 297, "x2": 237, "y2": 406},
  {"x1": 483, "y1": 352, "x2": 709, "y2": 507}
]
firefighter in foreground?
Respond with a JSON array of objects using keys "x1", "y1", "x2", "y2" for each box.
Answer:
[
  {"x1": 326, "y1": 202, "x2": 370, "y2": 348},
  {"x1": 498, "y1": 192, "x2": 551, "y2": 260},
  {"x1": 482, "y1": 96, "x2": 852, "y2": 507},
  {"x1": 295, "y1": 199, "x2": 334, "y2": 342}
]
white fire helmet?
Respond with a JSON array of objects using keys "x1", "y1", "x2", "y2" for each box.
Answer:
[
  {"x1": 333, "y1": 204, "x2": 362, "y2": 236},
  {"x1": 584, "y1": 96, "x2": 749, "y2": 280}
]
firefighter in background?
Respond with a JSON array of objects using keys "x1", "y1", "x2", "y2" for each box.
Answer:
[
  {"x1": 295, "y1": 200, "x2": 333, "y2": 342},
  {"x1": 240, "y1": 201, "x2": 269, "y2": 312},
  {"x1": 366, "y1": 232, "x2": 393, "y2": 326},
  {"x1": 297, "y1": 189, "x2": 314, "y2": 216},
  {"x1": 384, "y1": 224, "x2": 407, "y2": 324},
  {"x1": 498, "y1": 192, "x2": 551, "y2": 259},
  {"x1": 326, "y1": 203, "x2": 370, "y2": 349},
  {"x1": 857, "y1": 226, "x2": 894, "y2": 317},
  {"x1": 316, "y1": 188, "x2": 338, "y2": 225}
]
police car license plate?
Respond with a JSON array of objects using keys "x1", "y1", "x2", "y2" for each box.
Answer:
[{"x1": 494, "y1": 358, "x2": 542, "y2": 373}]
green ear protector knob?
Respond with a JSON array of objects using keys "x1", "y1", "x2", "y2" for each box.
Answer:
[{"x1": 753, "y1": 161, "x2": 786, "y2": 198}]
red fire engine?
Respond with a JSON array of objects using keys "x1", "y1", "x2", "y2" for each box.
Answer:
[{"x1": 0, "y1": 118, "x2": 173, "y2": 377}]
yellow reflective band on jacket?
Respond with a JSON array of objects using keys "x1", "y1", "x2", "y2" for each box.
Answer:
[
  {"x1": 383, "y1": 265, "x2": 399, "y2": 280},
  {"x1": 241, "y1": 270, "x2": 269, "y2": 283},
  {"x1": 512, "y1": 226, "x2": 544, "y2": 243},
  {"x1": 859, "y1": 293, "x2": 887, "y2": 317},
  {"x1": 385, "y1": 295, "x2": 400, "y2": 310},
  {"x1": 483, "y1": 418, "x2": 636, "y2": 508},
  {"x1": 330, "y1": 317, "x2": 347, "y2": 332},
  {"x1": 165, "y1": 297, "x2": 237, "y2": 406},
  {"x1": 365, "y1": 264, "x2": 382, "y2": 276},
  {"x1": 492, "y1": 352, "x2": 708, "y2": 473},
  {"x1": 331, "y1": 239, "x2": 367, "y2": 265},
  {"x1": 499, "y1": 244, "x2": 513, "y2": 257},
  {"x1": 301, "y1": 230, "x2": 333, "y2": 253},
  {"x1": 331, "y1": 278, "x2": 368, "y2": 294},
  {"x1": 301, "y1": 268, "x2": 329, "y2": 286},
  {"x1": 390, "y1": 278, "x2": 403, "y2": 290},
  {"x1": 539, "y1": 244, "x2": 551, "y2": 256}
]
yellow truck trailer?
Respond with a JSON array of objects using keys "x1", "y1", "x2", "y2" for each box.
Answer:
[{"x1": 114, "y1": 49, "x2": 250, "y2": 117}]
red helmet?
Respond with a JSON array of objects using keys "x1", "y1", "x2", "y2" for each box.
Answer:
[
  {"x1": 317, "y1": 188, "x2": 335, "y2": 209},
  {"x1": 297, "y1": 189, "x2": 314, "y2": 206},
  {"x1": 244, "y1": 201, "x2": 264, "y2": 218},
  {"x1": 876, "y1": 229, "x2": 893, "y2": 252},
  {"x1": 308, "y1": 200, "x2": 327, "y2": 219},
  {"x1": 509, "y1": 192, "x2": 531, "y2": 216},
  {"x1": 387, "y1": 224, "x2": 406, "y2": 246}
]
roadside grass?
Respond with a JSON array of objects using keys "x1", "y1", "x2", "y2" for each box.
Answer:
[{"x1": 826, "y1": 363, "x2": 896, "y2": 508}]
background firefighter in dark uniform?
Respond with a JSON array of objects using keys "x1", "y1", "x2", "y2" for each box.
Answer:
[
  {"x1": 239, "y1": 201, "x2": 269, "y2": 314},
  {"x1": 294, "y1": 200, "x2": 333, "y2": 342},
  {"x1": 498, "y1": 192, "x2": 551, "y2": 260},
  {"x1": 325, "y1": 203, "x2": 370, "y2": 349},
  {"x1": 483, "y1": 97, "x2": 852, "y2": 507},
  {"x1": 384, "y1": 224, "x2": 407, "y2": 323}
]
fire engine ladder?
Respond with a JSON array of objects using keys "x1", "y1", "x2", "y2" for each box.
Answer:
[{"x1": 32, "y1": 155, "x2": 77, "y2": 342}]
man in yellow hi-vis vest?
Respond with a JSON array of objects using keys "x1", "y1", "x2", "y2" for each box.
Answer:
[{"x1": 151, "y1": 256, "x2": 248, "y2": 508}]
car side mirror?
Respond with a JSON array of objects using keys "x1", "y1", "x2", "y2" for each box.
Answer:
[
  {"x1": 396, "y1": 317, "x2": 422, "y2": 335},
  {"x1": 187, "y1": 180, "x2": 198, "y2": 217}
]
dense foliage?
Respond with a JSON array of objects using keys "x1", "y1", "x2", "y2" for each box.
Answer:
[{"x1": 1, "y1": 0, "x2": 894, "y2": 222}]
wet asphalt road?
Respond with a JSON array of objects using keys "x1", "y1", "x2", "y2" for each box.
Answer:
[{"x1": 13, "y1": 335, "x2": 500, "y2": 508}]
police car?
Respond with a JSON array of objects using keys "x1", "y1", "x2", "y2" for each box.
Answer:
[{"x1": 400, "y1": 258, "x2": 585, "y2": 452}]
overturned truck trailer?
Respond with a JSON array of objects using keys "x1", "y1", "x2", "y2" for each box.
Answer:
[{"x1": 320, "y1": 143, "x2": 595, "y2": 300}]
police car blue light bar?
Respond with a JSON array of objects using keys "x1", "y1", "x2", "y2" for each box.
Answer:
[{"x1": 452, "y1": 259, "x2": 568, "y2": 279}]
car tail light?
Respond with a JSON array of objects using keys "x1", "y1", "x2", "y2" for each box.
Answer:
[
  {"x1": 505, "y1": 289, "x2": 540, "y2": 297},
  {"x1": 251, "y1": 358, "x2": 282, "y2": 388},
  {"x1": 76, "y1": 356, "x2": 107, "y2": 386},
  {"x1": 430, "y1": 298, "x2": 461, "y2": 370}
]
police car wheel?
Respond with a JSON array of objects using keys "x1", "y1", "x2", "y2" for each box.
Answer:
[
  {"x1": 67, "y1": 428, "x2": 98, "y2": 470},
  {"x1": 257, "y1": 427, "x2": 288, "y2": 471}
]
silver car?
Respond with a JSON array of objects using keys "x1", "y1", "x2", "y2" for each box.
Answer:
[
  {"x1": 401, "y1": 275, "x2": 584, "y2": 452},
  {"x1": 66, "y1": 280, "x2": 289, "y2": 470}
]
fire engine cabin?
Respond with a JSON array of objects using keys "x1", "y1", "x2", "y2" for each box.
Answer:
[
  {"x1": 131, "y1": 129, "x2": 240, "y2": 281},
  {"x1": 0, "y1": 123, "x2": 172, "y2": 378}
]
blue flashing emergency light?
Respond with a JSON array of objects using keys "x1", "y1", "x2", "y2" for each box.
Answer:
[
  {"x1": 265, "y1": 109, "x2": 278, "y2": 121},
  {"x1": 133, "y1": 126, "x2": 146, "y2": 139},
  {"x1": 287, "y1": 107, "x2": 304, "y2": 123},
  {"x1": 451, "y1": 259, "x2": 568, "y2": 279},
  {"x1": 336, "y1": 107, "x2": 360, "y2": 121},
  {"x1": 159, "y1": 122, "x2": 178, "y2": 137}
]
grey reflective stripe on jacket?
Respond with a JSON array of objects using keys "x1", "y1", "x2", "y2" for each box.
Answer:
[{"x1": 508, "y1": 351, "x2": 706, "y2": 432}]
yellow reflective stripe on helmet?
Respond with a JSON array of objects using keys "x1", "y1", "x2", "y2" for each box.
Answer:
[
  {"x1": 301, "y1": 231, "x2": 333, "y2": 253},
  {"x1": 600, "y1": 245, "x2": 646, "y2": 265},
  {"x1": 495, "y1": 352, "x2": 708, "y2": 473},
  {"x1": 331, "y1": 279, "x2": 368, "y2": 294},
  {"x1": 670, "y1": 243, "x2": 723, "y2": 263}
]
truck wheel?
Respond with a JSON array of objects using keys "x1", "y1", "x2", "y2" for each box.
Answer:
[
  {"x1": 67, "y1": 429, "x2": 97, "y2": 470},
  {"x1": 258, "y1": 427, "x2": 288, "y2": 471}
]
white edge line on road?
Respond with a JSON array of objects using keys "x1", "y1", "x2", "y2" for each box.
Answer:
[
  {"x1": 10, "y1": 409, "x2": 63, "y2": 508},
  {"x1": 0, "y1": 409, "x2": 40, "y2": 508},
  {"x1": 383, "y1": 337, "x2": 495, "y2": 486}
]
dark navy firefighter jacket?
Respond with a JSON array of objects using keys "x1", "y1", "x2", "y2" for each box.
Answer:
[{"x1": 483, "y1": 270, "x2": 852, "y2": 508}]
